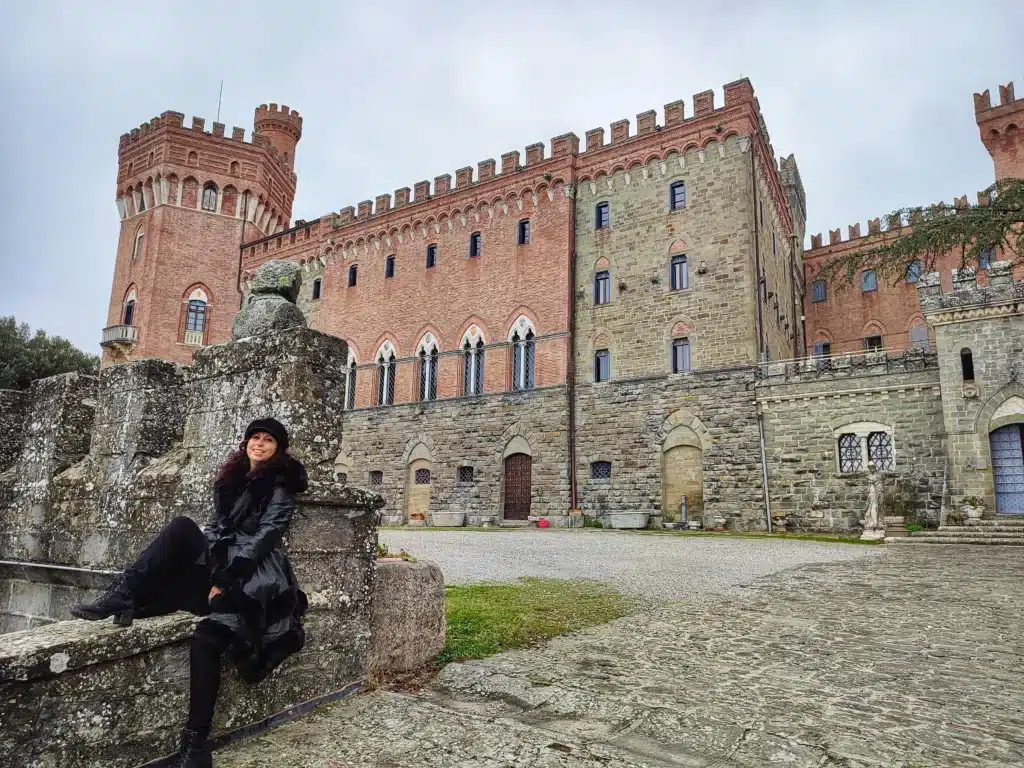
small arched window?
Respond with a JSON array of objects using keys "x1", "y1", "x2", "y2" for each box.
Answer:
[
  {"x1": 348, "y1": 265, "x2": 358, "y2": 287},
  {"x1": 132, "y1": 228, "x2": 144, "y2": 260},
  {"x1": 136, "y1": 187, "x2": 146, "y2": 213},
  {"x1": 201, "y1": 184, "x2": 217, "y2": 212},
  {"x1": 123, "y1": 298, "x2": 136, "y2": 326},
  {"x1": 960, "y1": 348, "x2": 975, "y2": 382},
  {"x1": 594, "y1": 349, "x2": 610, "y2": 382},
  {"x1": 376, "y1": 350, "x2": 396, "y2": 406},
  {"x1": 230, "y1": 161, "x2": 240, "y2": 175}
]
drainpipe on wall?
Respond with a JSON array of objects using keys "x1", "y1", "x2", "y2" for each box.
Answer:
[
  {"x1": 566, "y1": 159, "x2": 580, "y2": 513},
  {"x1": 750, "y1": 141, "x2": 772, "y2": 532}
]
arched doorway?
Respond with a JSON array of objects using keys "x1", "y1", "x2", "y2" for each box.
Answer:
[
  {"x1": 404, "y1": 441, "x2": 434, "y2": 521},
  {"x1": 503, "y1": 454, "x2": 532, "y2": 520},
  {"x1": 989, "y1": 423, "x2": 1024, "y2": 514},
  {"x1": 662, "y1": 424, "x2": 703, "y2": 522}
]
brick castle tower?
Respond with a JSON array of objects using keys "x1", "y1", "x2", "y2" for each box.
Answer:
[
  {"x1": 975, "y1": 81, "x2": 1024, "y2": 181},
  {"x1": 101, "y1": 104, "x2": 302, "y2": 366}
]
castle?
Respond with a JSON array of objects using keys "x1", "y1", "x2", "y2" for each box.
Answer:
[{"x1": 100, "y1": 77, "x2": 1024, "y2": 529}]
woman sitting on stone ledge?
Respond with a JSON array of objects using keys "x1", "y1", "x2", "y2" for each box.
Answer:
[{"x1": 70, "y1": 418, "x2": 309, "y2": 768}]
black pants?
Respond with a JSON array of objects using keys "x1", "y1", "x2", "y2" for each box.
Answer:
[{"x1": 127, "y1": 515, "x2": 232, "y2": 733}]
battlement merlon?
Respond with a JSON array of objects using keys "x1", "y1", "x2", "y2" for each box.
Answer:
[{"x1": 973, "y1": 81, "x2": 1019, "y2": 118}]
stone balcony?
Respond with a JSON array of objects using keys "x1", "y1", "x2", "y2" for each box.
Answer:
[{"x1": 99, "y1": 324, "x2": 137, "y2": 347}]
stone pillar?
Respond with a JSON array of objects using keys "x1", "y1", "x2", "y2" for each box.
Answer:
[
  {"x1": 0, "y1": 374, "x2": 97, "y2": 563},
  {"x1": 50, "y1": 360, "x2": 187, "y2": 568}
]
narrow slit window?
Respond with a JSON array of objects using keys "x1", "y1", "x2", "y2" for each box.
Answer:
[
  {"x1": 385, "y1": 255, "x2": 395, "y2": 278},
  {"x1": 594, "y1": 271, "x2": 610, "y2": 305},
  {"x1": 960, "y1": 348, "x2": 975, "y2": 381},
  {"x1": 670, "y1": 255, "x2": 688, "y2": 291},
  {"x1": 517, "y1": 220, "x2": 530, "y2": 245},
  {"x1": 426, "y1": 244, "x2": 437, "y2": 268},
  {"x1": 347, "y1": 265, "x2": 358, "y2": 287},
  {"x1": 312, "y1": 277, "x2": 322, "y2": 300}
]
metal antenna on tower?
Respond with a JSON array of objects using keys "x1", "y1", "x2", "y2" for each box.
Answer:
[{"x1": 216, "y1": 80, "x2": 224, "y2": 123}]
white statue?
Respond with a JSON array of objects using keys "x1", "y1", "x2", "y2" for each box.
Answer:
[{"x1": 860, "y1": 461, "x2": 886, "y2": 540}]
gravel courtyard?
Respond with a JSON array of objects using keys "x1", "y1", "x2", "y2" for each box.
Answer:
[
  {"x1": 218, "y1": 539, "x2": 1024, "y2": 767},
  {"x1": 379, "y1": 528, "x2": 879, "y2": 600}
]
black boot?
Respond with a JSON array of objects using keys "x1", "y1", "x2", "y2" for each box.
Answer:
[
  {"x1": 69, "y1": 574, "x2": 136, "y2": 626},
  {"x1": 173, "y1": 727, "x2": 212, "y2": 768}
]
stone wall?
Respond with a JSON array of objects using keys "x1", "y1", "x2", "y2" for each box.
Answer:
[
  {"x1": 0, "y1": 562, "x2": 110, "y2": 633},
  {"x1": 758, "y1": 353, "x2": 946, "y2": 530},
  {"x1": 574, "y1": 136, "x2": 760, "y2": 379},
  {"x1": 574, "y1": 368, "x2": 767, "y2": 530},
  {"x1": 0, "y1": 486, "x2": 378, "y2": 768},
  {"x1": 0, "y1": 389, "x2": 29, "y2": 473},
  {"x1": 343, "y1": 385, "x2": 570, "y2": 525},
  {"x1": 919, "y1": 265, "x2": 1024, "y2": 511}
]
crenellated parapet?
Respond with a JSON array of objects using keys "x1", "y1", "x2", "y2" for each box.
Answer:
[
  {"x1": 916, "y1": 261, "x2": 1023, "y2": 322},
  {"x1": 806, "y1": 190, "x2": 997, "y2": 251}
]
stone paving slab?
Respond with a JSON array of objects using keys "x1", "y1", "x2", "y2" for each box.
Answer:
[{"x1": 218, "y1": 546, "x2": 1024, "y2": 768}]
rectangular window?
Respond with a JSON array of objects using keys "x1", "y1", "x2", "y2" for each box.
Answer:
[
  {"x1": 861, "y1": 270, "x2": 877, "y2": 293},
  {"x1": 905, "y1": 261, "x2": 921, "y2": 284},
  {"x1": 594, "y1": 349, "x2": 610, "y2": 382},
  {"x1": 385, "y1": 255, "x2": 395, "y2": 278},
  {"x1": 312, "y1": 278, "x2": 322, "y2": 300},
  {"x1": 517, "y1": 220, "x2": 530, "y2": 245},
  {"x1": 594, "y1": 271, "x2": 610, "y2": 305},
  {"x1": 348, "y1": 265, "x2": 358, "y2": 287},
  {"x1": 426, "y1": 244, "x2": 437, "y2": 268},
  {"x1": 908, "y1": 326, "x2": 929, "y2": 350},
  {"x1": 813, "y1": 341, "x2": 832, "y2": 357},
  {"x1": 469, "y1": 232, "x2": 481, "y2": 258},
  {"x1": 670, "y1": 255, "x2": 688, "y2": 291},
  {"x1": 369, "y1": 470, "x2": 383, "y2": 486},
  {"x1": 457, "y1": 466, "x2": 474, "y2": 483},
  {"x1": 838, "y1": 434, "x2": 862, "y2": 473},
  {"x1": 979, "y1": 247, "x2": 994, "y2": 270},
  {"x1": 595, "y1": 202, "x2": 610, "y2": 230},
  {"x1": 669, "y1": 182, "x2": 686, "y2": 211},
  {"x1": 671, "y1": 338, "x2": 691, "y2": 373},
  {"x1": 811, "y1": 280, "x2": 827, "y2": 303},
  {"x1": 863, "y1": 335, "x2": 883, "y2": 351},
  {"x1": 186, "y1": 301, "x2": 206, "y2": 332},
  {"x1": 590, "y1": 461, "x2": 612, "y2": 479}
]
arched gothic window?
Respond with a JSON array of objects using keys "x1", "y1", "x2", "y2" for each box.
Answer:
[
  {"x1": 462, "y1": 338, "x2": 485, "y2": 395},
  {"x1": 201, "y1": 184, "x2": 217, "y2": 212},
  {"x1": 344, "y1": 352, "x2": 357, "y2": 410},
  {"x1": 417, "y1": 336, "x2": 439, "y2": 402},
  {"x1": 123, "y1": 297, "x2": 136, "y2": 326},
  {"x1": 376, "y1": 344, "x2": 397, "y2": 407},
  {"x1": 186, "y1": 299, "x2": 206, "y2": 333},
  {"x1": 511, "y1": 330, "x2": 536, "y2": 391}
]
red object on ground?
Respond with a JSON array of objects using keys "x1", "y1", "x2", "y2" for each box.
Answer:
[{"x1": 536, "y1": 519, "x2": 550, "y2": 529}]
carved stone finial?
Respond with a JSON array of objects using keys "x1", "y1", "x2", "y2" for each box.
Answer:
[{"x1": 231, "y1": 260, "x2": 307, "y2": 340}]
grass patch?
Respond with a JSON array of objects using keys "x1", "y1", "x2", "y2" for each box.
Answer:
[{"x1": 438, "y1": 578, "x2": 633, "y2": 665}]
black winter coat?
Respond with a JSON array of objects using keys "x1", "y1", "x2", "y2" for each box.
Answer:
[{"x1": 201, "y1": 456, "x2": 309, "y2": 683}]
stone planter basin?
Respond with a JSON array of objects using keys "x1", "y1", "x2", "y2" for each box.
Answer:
[
  {"x1": 431, "y1": 512, "x2": 466, "y2": 527},
  {"x1": 606, "y1": 512, "x2": 650, "y2": 529}
]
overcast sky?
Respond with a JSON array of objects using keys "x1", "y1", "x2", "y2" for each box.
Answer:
[{"x1": 1, "y1": 1, "x2": 1020, "y2": 353}]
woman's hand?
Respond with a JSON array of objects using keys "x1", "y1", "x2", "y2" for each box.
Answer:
[{"x1": 208, "y1": 586, "x2": 223, "y2": 603}]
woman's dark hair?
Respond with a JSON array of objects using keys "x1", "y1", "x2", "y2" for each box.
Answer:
[{"x1": 215, "y1": 438, "x2": 290, "y2": 488}]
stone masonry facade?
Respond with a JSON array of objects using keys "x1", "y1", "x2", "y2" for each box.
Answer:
[{"x1": 90, "y1": 76, "x2": 1024, "y2": 531}]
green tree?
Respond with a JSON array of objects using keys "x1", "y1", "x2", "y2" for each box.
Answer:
[
  {"x1": 814, "y1": 178, "x2": 1023, "y2": 286},
  {"x1": 0, "y1": 317, "x2": 100, "y2": 390}
]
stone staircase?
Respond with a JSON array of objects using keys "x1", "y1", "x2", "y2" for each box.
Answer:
[{"x1": 887, "y1": 517, "x2": 1024, "y2": 545}]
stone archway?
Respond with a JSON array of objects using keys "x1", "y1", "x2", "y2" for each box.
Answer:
[
  {"x1": 404, "y1": 441, "x2": 434, "y2": 522},
  {"x1": 662, "y1": 424, "x2": 703, "y2": 522}
]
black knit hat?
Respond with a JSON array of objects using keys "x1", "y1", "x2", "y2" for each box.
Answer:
[{"x1": 244, "y1": 417, "x2": 289, "y2": 452}]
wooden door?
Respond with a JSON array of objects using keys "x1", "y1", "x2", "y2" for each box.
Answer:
[
  {"x1": 503, "y1": 453, "x2": 532, "y2": 520},
  {"x1": 990, "y1": 424, "x2": 1024, "y2": 515}
]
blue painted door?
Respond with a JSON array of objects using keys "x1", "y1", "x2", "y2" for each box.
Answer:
[{"x1": 990, "y1": 424, "x2": 1024, "y2": 514}]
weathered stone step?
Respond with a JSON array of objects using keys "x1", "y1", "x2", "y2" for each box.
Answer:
[
  {"x1": 888, "y1": 536, "x2": 1024, "y2": 545},
  {"x1": 937, "y1": 526, "x2": 1024, "y2": 534},
  {"x1": 961, "y1": 518, "x2": 1024, "y2": 527}
]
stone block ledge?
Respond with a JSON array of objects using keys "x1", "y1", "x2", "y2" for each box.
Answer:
[{"x1": 0, "y1": 613, "x2": 196, "y2": 682}]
